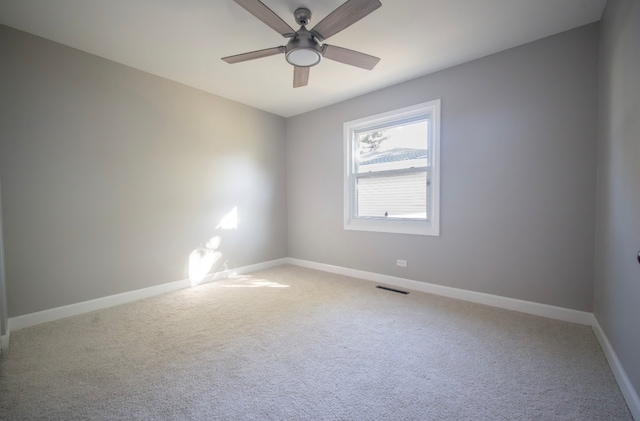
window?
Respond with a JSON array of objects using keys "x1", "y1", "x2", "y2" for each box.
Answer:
[{"x1": 344, "y1": 100, "x2": 441, "y2": 236}]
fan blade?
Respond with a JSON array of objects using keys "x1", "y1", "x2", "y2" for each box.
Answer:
[
  {"x1": 293, "y1": 66, "x2": 310, "y2": 88},
  {"x1": 310, "y1": 0, "x2": 381, "y2": 41},
  {"x1": 233, "y1": 0, "x2": 296, "y2": 37},
  {"x1": 322, "y1": 44, "x2": 380, "y2": 70},
  {"x1": 222, "y1": 46, "x2": 284, "y2": 64}
]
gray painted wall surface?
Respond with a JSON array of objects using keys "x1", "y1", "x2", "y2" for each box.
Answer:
[
  {"x1": 0, "y1": 25, "x2": 288, "y2": 317},
  {"x1": 0, "y1": 180, "x2": 7, "y2": 337},
  {"x1": 595, "y1": 0, "x2": 640, "y2": 399},
  {"x1": 287, "y1": 24, "x2": 599, "y2": 311}
]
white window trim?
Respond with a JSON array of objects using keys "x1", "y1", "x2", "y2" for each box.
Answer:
[{"x1": 343, "y1": 99, "x2": 441, "y2": 236}]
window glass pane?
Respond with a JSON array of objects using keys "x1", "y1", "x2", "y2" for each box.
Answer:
[
  {"x1": 356, "y1": 172, "x2": 427, "y2": 220},
  {"x1": 356, "y1": 119, "x2": 428, "y2": 173}
]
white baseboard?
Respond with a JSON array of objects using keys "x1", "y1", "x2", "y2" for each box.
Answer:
[
  {"x1": 3, "y1": 257, "x2": 592, "y2": 331},
  {"x1": 286, "y1": 258, "x2": 593, "y2": 326},
  {"x1": 9, "y1": 279, "x2": 190, "y2": 332},
  {"x1": 7, "y1": 258, "x2": 287, "y2": 332},
  {"x1": 591, "y1": 316, "x2": 640, "y2": 420}
]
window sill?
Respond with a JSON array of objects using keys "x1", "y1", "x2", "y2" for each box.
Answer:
[{"x1": 344, "y1": 218, "x2": 439, "y2": 236}]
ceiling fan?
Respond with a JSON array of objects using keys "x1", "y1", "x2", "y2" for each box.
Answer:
[{"x1": 222, "y1": 0, "x2": 382, "y2": 88}]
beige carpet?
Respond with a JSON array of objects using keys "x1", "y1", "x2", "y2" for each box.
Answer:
[{"x1": 0, "y1": 265, "x2": 632, "y2": 420}]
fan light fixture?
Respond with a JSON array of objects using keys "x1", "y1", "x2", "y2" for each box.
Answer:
[
  {"x1": 285, "y1": 25, "x2": 323, "y2": 67},
  {"x1": 286, "y1": 48, "x2": 321, "y2": 67}
]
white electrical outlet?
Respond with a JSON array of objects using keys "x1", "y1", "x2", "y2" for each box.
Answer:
[{"x1": 396, "y1": 259, "x2": 407, "y2": 267}]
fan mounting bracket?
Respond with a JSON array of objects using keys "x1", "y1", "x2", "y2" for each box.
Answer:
[{"x1": 294, "y1": 8, "x2": 312, "y2": 27}]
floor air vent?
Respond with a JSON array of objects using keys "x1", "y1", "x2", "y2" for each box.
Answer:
[{"x1": 376, "y1": 286, "x2": 409, "y2": 295}]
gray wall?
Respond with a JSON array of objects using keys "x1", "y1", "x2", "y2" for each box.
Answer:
[
  {"x1": 595, "y1": 0, "x2": 640, "y2": 399},
  {"x1": 0, "y1": 179, "x2": 7, "y2": 337},
  {"x1": 0, "y1": 25, "x2": 288, "y2": 317},
  {"x1": 287, "y1": 24, "x2": 599, "y2": 311}
]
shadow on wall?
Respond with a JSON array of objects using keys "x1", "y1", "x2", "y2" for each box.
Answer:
[{"x1": 188, "y1": 206, "x2": 238, "y2": 286}]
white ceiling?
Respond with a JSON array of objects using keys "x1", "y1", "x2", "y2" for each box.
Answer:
[{"x1": 0, "y1": 0, "x2": 606, "y2": 117}]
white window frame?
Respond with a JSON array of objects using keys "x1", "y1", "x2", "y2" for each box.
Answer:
[{"x1": 343, "y1": 99, "x2": 441, "y2": 236}]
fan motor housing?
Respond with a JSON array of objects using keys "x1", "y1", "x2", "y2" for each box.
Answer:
[{"x1": 285, "y1": 27, "x2": 323, "y2": 67}]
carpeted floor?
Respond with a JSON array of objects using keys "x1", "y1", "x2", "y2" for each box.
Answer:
[{"x1": 0, "y1": 265, "x2": 633, "y2": 420}]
